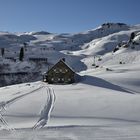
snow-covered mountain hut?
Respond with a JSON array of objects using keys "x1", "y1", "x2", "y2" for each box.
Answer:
[{"x1": 43, "y1": 59, "x2": 75, "y2": 84}]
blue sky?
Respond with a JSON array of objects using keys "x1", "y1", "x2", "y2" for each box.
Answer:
[{"x1": 0, "y1": 0, "x2": 140, "y2": 33}]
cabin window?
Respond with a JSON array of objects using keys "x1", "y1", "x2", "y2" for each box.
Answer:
[
  {"x1": 65, "y1": 78, "x2": 71, "y2": 82},
  {"x1": 62, "y1": 69, "x2": 68, "y2": 73},
  {"x1": 51, "y1": 78, "x2": 54, "y2": 81},
  {"x1": 59, "y1": 69, "x2": 62, "y2": 72},
  {"x1": 61, "y1": 78, "x2": 64, "y2": 81},
  {"x1": 54, "y1": 69, "x2": 59, "y2": 73},
  {"x1": 58, "y1": 78, "x2": 60, "y2": 81},
  {"x1": 68, "y1": 78, "x2": 71, "y2": 81}
]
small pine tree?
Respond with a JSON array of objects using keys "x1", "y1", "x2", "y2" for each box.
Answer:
[
  {"x1": 129, "y1": 32, "x2": 135, "y2": 42},
  {"x1": 23, "y1": 42, "x2": 27, "y2": 48},
  {"x1": 19, "y1": 47, "x2": 24, "y2": 61},
  {"x1": 1, "y1": 48, "x2": 4, "y2": 57}
]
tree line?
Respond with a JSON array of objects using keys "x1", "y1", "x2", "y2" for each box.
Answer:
[{"x1": 1, "y1": 47, "x2": 24, "y2": 61}]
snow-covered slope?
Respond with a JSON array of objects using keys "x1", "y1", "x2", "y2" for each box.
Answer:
[
  {"x1": 0, "y1": 60, "x2": 140, "y2": 139},
  {"x1": 0, "y1": 23, "x2": 140, "y2": 139},
  {"x1": 0, "y1": 23, "x2": 136, "y2": 86}
]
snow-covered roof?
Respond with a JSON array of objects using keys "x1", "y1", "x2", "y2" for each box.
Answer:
[{"x1": 46, "y1": 59, "x2": 75, "y2": 74}]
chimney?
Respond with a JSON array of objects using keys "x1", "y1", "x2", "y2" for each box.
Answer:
[{"x1": 62, "y1": 58, "x2": 65, "y2": 62}]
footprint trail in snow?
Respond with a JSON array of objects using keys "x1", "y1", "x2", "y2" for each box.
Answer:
[
  {"x1": 33, "y1": 86, "x2": 56, "y2": 129},
  {"x1": 0, "y1": 85, "x2": 43, "y2": 130}
]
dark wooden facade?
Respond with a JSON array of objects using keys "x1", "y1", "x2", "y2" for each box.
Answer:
[{"x1": 43, "y1": 59, "x2": 75, "y2": 84}]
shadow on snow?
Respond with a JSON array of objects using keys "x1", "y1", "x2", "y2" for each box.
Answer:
[{"x1": 80, "y1": 75, "x2": 134, "y2": 94}]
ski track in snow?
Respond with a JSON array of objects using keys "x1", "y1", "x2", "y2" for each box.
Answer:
[
  {"x1": 0, "y1": 85, "x2": 44, "y2": 130},
  {"x1": 33, "y1": 86, "x2": 56, "y2": 129}
]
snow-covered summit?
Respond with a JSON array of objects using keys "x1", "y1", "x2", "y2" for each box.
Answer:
[{"x1": 30, "y1": 31, "x2": 51, "y2": 35}]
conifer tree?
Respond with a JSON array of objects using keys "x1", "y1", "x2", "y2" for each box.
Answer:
[
  {"x1": 1, "y1": 48, "x2": 4, "y2": 57},
  {"x1": 130, "y1": 32, "x2": 135, "y2": 42},
  {"x1": 19, "y1": 47, "x2": 24, "y2": 61}
]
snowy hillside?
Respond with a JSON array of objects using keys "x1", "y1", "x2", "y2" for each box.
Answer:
[
  {"x1": 1, "y1": 23, "x2": 140, "y2": 139},
  {"x1": 0, "y1": 23, "x2": 140, "y2": 86},
  {"x1": 1, "y1": 61, "x2": 140, "y2": 139}
]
